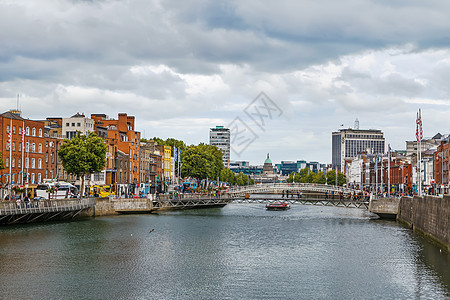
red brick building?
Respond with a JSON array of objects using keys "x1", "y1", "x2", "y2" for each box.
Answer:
[
  {"x1": 434, "y1": 141, "x2": 449, "y2": 187},
  {"x1": 91, "y1": 113, "x2": 141, "y2": 185},
  {"x1": 0, "y1": 111, "x2": 58, "y2": 189}
]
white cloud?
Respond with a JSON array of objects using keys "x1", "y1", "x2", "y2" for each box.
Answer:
[{"x1": 2, "y1": 1, "x2": 450, "y2": 165}]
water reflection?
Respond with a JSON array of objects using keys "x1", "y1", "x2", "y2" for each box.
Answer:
[{"x1": 0, "y1": 204, "x2": 448, "y2": 299}]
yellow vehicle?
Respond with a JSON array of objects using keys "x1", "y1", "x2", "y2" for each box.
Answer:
[{"x1": 89, "y1": 185, "x2": 115, "y2": 198}]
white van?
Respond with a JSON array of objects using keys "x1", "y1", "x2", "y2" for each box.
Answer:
[{"x1": 35, "y1": 181, "x2": 79, "y2": 199}]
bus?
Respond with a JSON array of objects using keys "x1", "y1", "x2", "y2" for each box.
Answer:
[{"x1": 35, "y1": 181, "x2": 79, "y2": 199}]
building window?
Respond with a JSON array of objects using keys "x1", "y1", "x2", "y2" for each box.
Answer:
[
  {"x1": 31, "y1": 158, "x2": 35, "y2": 169},
  {"x1": 32, "y1": 143, "x2": 36, "y2": 152},
  {"x1": 38, "y1": 159, "x2": 42, "y2": 169},
  {"x1": 46, "y1": 153, "x2": 48, "y2": 163},
  {"x1": 38, "y1": 143, "x2": 42, "y2": 153},
  {"x1": 19, "y1": 127, "x2": 21, "y2": 135},
  {"x1": 26, "y1": 142, "x2": 29, "y2": 152},
  {"x1": 66, "y1": 123, "x2": 69, "y2": 127},
  {"x1": 5, "y1": 158, "x2": 8, "y2": 168},
  {"x1": 13, "y1": 126, "x2": 16, "y2": 134},
  {"x1": 12, "y1": 157, "x2": 15, "y2": 168},
  {"x1": 18, "y1": 158, "x2": 21, "y2": 168},
  {"x1": 25, "y1": 158, "x2": 29, "y2": 168},
  {"x1": 39, "y1": 129, "x2": 43, "y2": 137},
  {"x1": 12, "y1": 142, "x2": 15, "y2": 151},
  {"x1": 19, "y1": 142, "x2": 22, "y2": 152},
  {"x1": 32, "y1": 128, "x2": 36, "y2": 136},
  {"x1": 77, "y1": 123, "x2": 81, "y2": 127},
  {"x1": 38, "y1": 173, "x2": 42, "y2": 183},
  {"x1": 31, "y1": 173, "x2": 35, "y2": 184},
  {"x1": 72, "y1": 123, "x2": 75, "y2": 127},
  {"x1": 6, "y1": 125, "x2": 9, "y2": 133},
  {"x1": 26, "y1": 127, "x2": 30, "y2": 135}
]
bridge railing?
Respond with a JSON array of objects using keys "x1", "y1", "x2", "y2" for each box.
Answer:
[
  {"x1": 228, "y1": 183, "x2": 355, "y2": 195},
  {"x1": 0, "y1": 198, "x2": 95, "y2": 216}
]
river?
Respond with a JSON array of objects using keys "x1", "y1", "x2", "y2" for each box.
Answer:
[{"x1": 0, "y1": 204, "x2": 448, "y2": 299}]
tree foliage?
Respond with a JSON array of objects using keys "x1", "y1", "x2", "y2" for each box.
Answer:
[
  {"x1": 58, "y1": 133, "x2": 107, "y2": 194},
  {"x1": 220, "y1": 168, "x2": 254, "y2": 186},
  {"x1": 287, "y1": 168, "x2": 346, "y2": 186},
  {"x1": 143, "y1": 137, "x2": 186, "y2": 156},
  {"x1": 181, "y1": 143, "x2": 223, "y2": 180}
]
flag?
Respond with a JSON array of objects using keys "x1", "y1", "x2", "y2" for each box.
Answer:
[
  {"x1": 178, "y1": 148, "x2": 181, "y2": 163},
  {"x1": 416, "y1": 109, "x2": 423, "y2": 142},
  {"x1": 174, "y1": 147, "x2": 177, "y2": 162},
  {"x1": 7, "y1": 126, "x2": 12, "y2": 149}
]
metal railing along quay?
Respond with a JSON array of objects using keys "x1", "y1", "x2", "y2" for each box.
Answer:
[{"x1": 0, "y1": 198, "x2": 95, "y2": 224}]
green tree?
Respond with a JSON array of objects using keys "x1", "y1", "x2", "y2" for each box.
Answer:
[
  {"x1": 326, "y1": 170, "x2": 346, "y2": 186},
  {"x1": 181, "y1": 143, "x2": 223, "y2": 180},
  {"x1": 220, "y1": 168, "x2": 236, "y2": 185},
  {"x1": 58, "y1": 132, "x2": 107, "y2": 196}
]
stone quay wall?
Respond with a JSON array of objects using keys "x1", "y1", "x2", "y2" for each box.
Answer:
[
  {"x1": 398, "y1": 195, "x2": 450, "y2": 251},
  {"x1": 369, "y1": 197, "x2": 400, "y2": 218},
  {"x1": 78, "y1": 197, "x2": 120, "y2": 218}
]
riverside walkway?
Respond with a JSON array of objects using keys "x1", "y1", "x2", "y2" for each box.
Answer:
[{"x1": 0, "y1": 198, "x2": 95, "y2": 224}]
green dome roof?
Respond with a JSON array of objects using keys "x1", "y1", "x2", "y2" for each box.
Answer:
[{"x1": 264, "y1": 153, "x2": 272, "y2": 164}]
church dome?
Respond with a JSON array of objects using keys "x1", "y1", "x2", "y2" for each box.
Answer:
[{"x1": 264, "y1": 153, "x2": 272, "y2": 164}]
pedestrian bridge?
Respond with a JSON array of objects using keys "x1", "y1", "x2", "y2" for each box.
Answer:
[
  {"x1": 228, "y1": 183, "x2": 355, "y2": 196},
  {"x1": 0, "y1": 198, "x2": 95, "y2": 224},
  {"x1": 227, "y1": 183, "x2": 368, "y2": 209}
]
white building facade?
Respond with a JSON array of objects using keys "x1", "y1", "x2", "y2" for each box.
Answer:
[
  {"x1": 209, "y1": 126, "x2": 230, "y2": 167},
  {"x1": 62, "y1": 113, "x2": 95, "y2": 139}
]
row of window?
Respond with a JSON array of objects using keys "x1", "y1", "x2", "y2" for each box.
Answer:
[
  {"x1": 6, "y1": 125, "x2": 43, "y2": 137},
  {"x1": 5, "y1": 157, "x2": 43, "y2": 169},
  {"x1": 345, "y1": 134, "x2": 383, "y2": 140},
  {"x1": 5, "y1": 173, "x2": 41, "y2": 184},
  {"x1": 65, "y1": 122, "x2": 93, "y2": 128},
  {"x1": 6, "y1": 142, "x2": 47, "y2": 153}
]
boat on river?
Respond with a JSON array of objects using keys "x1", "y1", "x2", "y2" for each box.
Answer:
[{"x1": 266, "y1": 202, "x2": 290, "y2": 210}]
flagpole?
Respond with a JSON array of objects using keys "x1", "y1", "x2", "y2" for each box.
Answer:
[
  {"x1": 388, "y1": 144, "x2": 391, "y2": 198},
  {"x1": 380, "y1": 155, "x2": 383, "y2": 195},
  {"x1": 8, "y1": 118, "x2": 12, "y2": 198},
  {"x1": 419, "y1": 109, "x2": 422, "y2": 196},
  {"x1": 21, "y1": 121, "x2": 24, "y2": 186}
]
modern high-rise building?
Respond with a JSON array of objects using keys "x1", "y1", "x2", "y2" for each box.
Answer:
[
  {"x1": 209, "y1": 126, "x2": 230, "y2": 167},
  {"x1": 332, "y1": 128, "x2": 385, "y2": 172}
]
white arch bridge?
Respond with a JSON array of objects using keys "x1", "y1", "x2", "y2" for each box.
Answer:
[{"x1": 227, "y1": 183, "x2": 368, "y2": 209}]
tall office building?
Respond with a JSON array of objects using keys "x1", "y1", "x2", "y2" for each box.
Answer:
[
  {"x1": 332, "y1": 128, "x2": 385, "y2": 171},
  {"x1": 210, "y1": 126, "x2": 230, "y2": 167}
]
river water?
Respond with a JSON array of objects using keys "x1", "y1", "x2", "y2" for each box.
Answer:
[{"x1": 0, "y1": 204, "x2": 449, "y2": 299}]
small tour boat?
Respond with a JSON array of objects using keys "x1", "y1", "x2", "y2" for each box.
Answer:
[{"x1": 266, "y1": 202, "x2": 290, "y2": 211}]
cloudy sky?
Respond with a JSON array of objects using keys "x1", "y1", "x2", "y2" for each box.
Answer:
[{"x1": 2, "y1": 0, "x2": 450, "y2": 165}]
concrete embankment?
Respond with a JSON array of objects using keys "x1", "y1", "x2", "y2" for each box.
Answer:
[
  {"x1": 79, "y1": 197, "x2": 120, "y2": 218},
  {"x1": 369, "y1": 197, "x2": 400, "y2": 219},
  {"x1": 397, "y1": 195, "x2": 450, "y2": 252}
]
